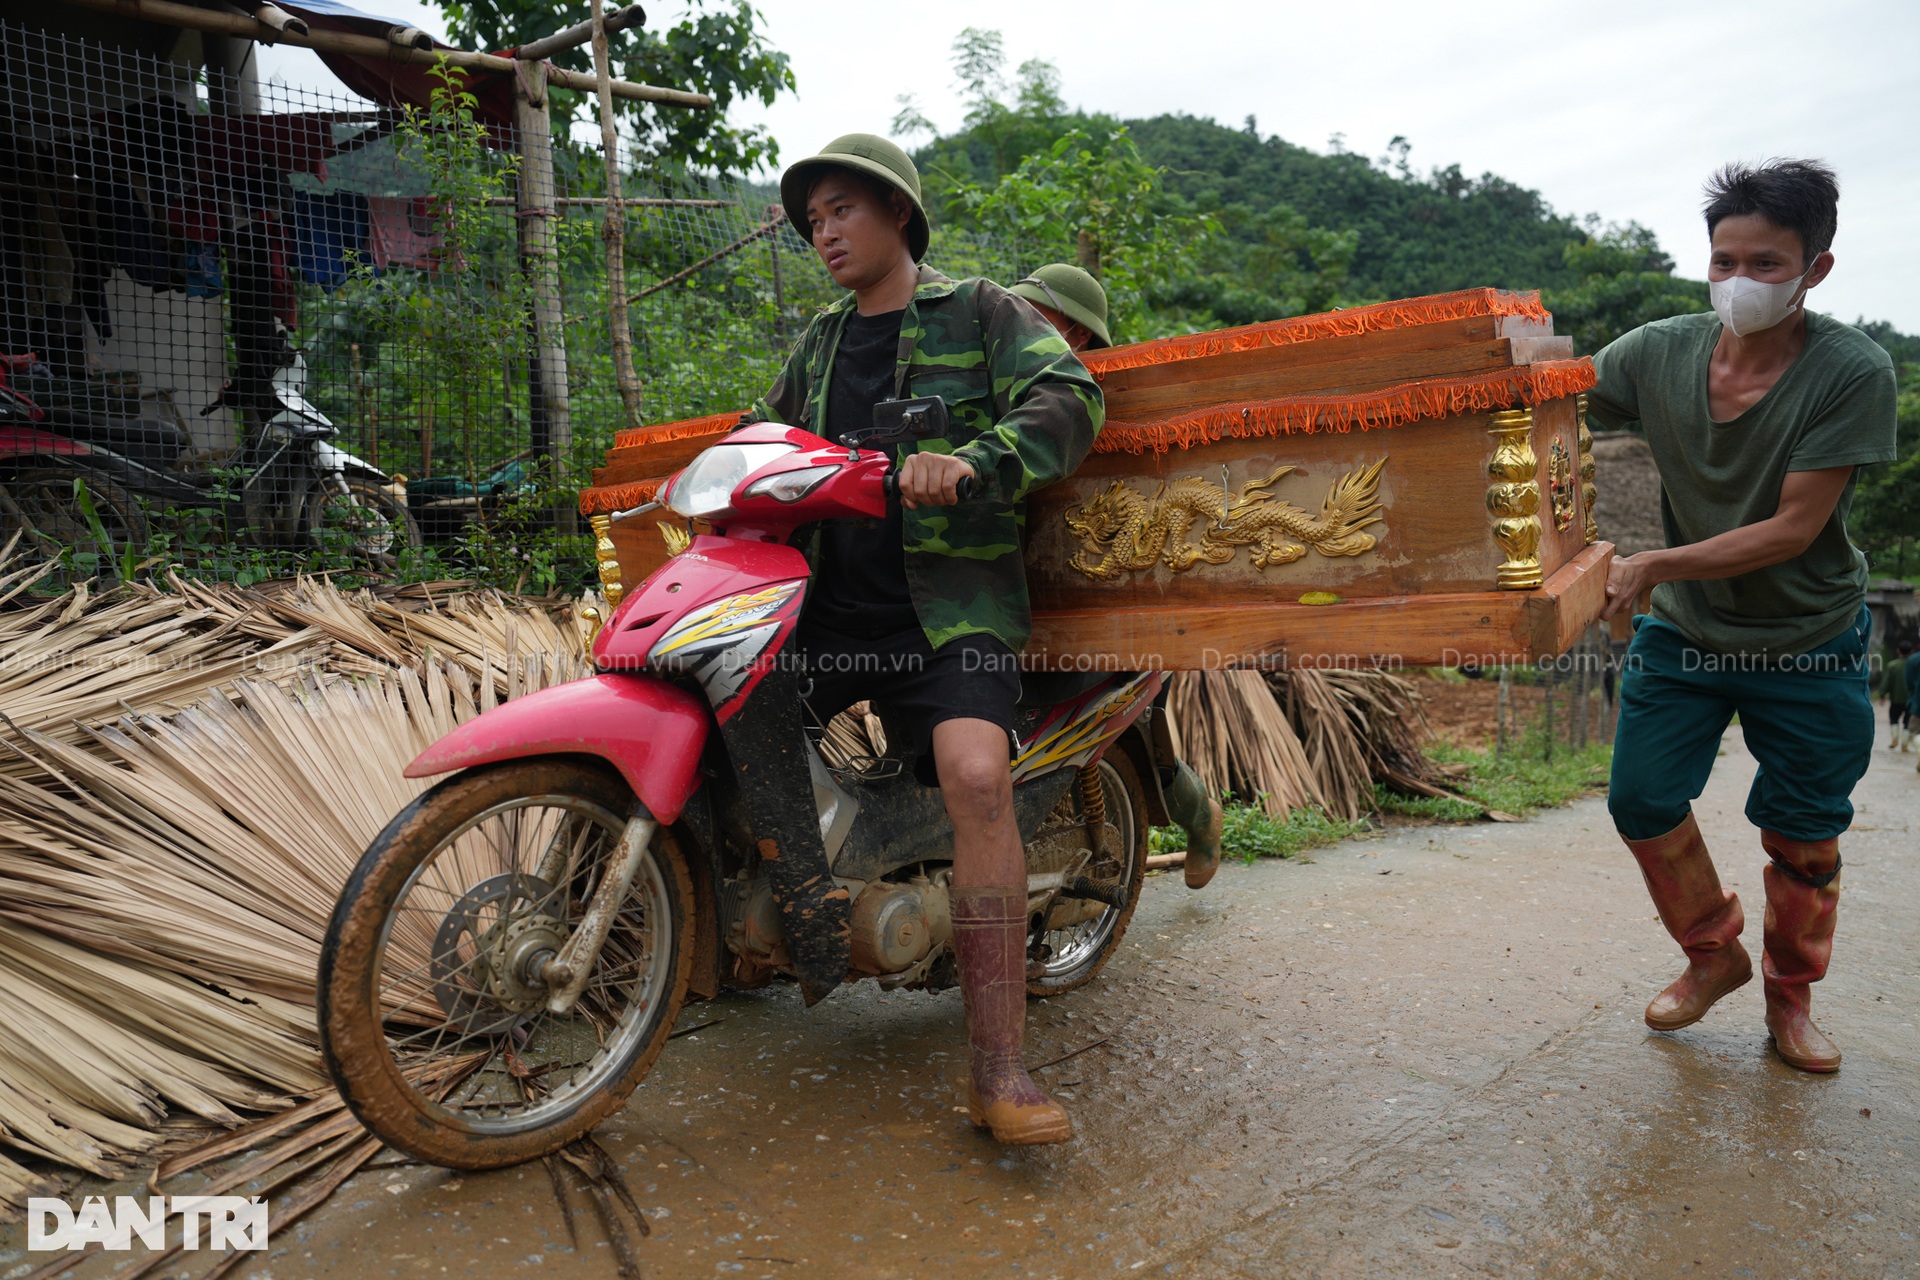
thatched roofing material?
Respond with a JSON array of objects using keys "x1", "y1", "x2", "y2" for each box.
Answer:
[{"x1": 0, "y1": 560, "x2": 594, "y2": 1205}]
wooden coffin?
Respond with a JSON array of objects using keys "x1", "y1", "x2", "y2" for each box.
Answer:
[{"x1": 579, "y1": 288, "x2": 1614, "y2": 668}]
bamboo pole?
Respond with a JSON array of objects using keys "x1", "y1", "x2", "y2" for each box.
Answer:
[
  {"x1": 481, "y1": 197, "x2": 734, "y2": 208},
  {"x1": 1572, "y1": 629, "x2": 1591, "y2": 749},
  {"x1": 512, "y1": 58, "x2": 576, "y2": 534},
  {"x1": 766, "y1": 203, "x2": 790, "y2": 348},
  {"x1": 1495, "y1": 666, "x2": 1510, "y2": 759},
  {"x1": 1542, "y1": 664, "x2": 1555, "y2": 763},
  {"x1": 590, "y1": 0, "x2": 644, "y2": 433},
  {"x1": 54, "y1": 0, "x2": 713, "y2": 108},
  {"x1": 508, "y1": 3, "x2": 645, "y2": 60}
]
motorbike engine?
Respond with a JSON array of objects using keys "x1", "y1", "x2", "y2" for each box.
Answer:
[
  {"x1": 849, "y1": 876, "x2": 951, "y2": 976},
  {"x1": 720, "y1": 873, "x2": 791, "y2": 986},
  {"x1": 723, "y1": 871, "x2": 955, "y2": 985}
]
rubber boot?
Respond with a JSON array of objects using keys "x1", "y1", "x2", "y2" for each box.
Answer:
[
  {"x1": 1622, "y1": 814, "x2": 1752, "y2": 1031},
  {"x1": 951, "y1": 886, "x2": 1073, "y2": 1145},
  {"x1": 1165, "y1": 761, "x2": 1224, "y2": 890},
  {"x1": 1760, "y1": 832, "x2": 1843, "y2": 1073}
]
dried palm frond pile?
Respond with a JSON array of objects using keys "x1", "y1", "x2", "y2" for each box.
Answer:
[
  {"x1": 1165, "y1": 671, "x2": 1320, "y2": 817},
  {"x1": 815, "y1": 700, "x2": 889, "y2": 773},
  {"x1": 1165, "y1": 666, "x2": 1459, "y2": 821},
  {"x1": 0, "y1": 547, "x2": 595, "y2": 1208},
  {"x1": 1, "y1": 559, "x2": 589, "y2": 783}
]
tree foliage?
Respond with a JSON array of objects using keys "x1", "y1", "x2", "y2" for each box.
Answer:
[
  {"x1": 1541, "y1": 222, "x2": 1709, "y2": 353},
  {"x1": 953, "y1": 127, "x2": 1209, "y2": 342},
  {"x1": 434, "y1": 0, "x2": 793, "y2": 172},
  {"x1": 1852, "y1": 363, "x2": 1920, "y2": 574}
]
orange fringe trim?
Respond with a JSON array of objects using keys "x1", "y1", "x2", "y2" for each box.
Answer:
[
  {"x1": 611, "y1": 411, "x2": 741, "y2": 453},
  {"x1": 1091, "y1": 360, "x2": 1597, "y2": 455},
  {"x1": 579, "y1": 477, "x2": 663, "y2": 515},
  {"x1": 1083, "y1": 288, "x2": 1552, "y2": 376}
]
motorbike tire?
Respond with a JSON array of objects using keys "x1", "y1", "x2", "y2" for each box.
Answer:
[
  {"x1": 1027, "y1": 751, "x2": 1150, "y2": 998},
  {"x1": 0, "y1": 482, "x2": 62, "y2": 566},
  {"x1": 304, "y1": 474, "x2": 423, "y2": 563},
  {"x1": 0, "y1": 464, "x2": 150, "y2": 583},
  {"x1": 318, "y1": 759, "x2": 695, "y2": 1170}
]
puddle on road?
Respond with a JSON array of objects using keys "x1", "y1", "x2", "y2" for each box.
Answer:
[{"x1": 10, "y1": 745, "x2": 1915, "y2": 1278}]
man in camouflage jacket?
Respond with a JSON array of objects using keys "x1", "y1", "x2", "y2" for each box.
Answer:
[
  {"x1": 753, "y1": 133, "x2": 1100, "y2": 1146},
  {"x1": 749, "y1": 242, "x2": 1101, "y2": 654}
]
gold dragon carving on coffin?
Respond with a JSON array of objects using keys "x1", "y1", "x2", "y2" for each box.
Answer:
[{"x1": 1064, "y1": 459, "x2": 1387, "y2": 582}]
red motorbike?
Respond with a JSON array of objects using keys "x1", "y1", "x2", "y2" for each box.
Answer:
[{"x1": 319, "y1": 404, "x2": 1172, "y2": 1169}]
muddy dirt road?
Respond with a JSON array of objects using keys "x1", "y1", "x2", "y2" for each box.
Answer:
[{"x1": 168, "y1": 731, "x2": 1920, "y2": 1276}]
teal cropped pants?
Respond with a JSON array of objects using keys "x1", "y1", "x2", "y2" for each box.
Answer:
[{"x1": 1608, "y1": 607, "x2": 1875, "y2": 842}]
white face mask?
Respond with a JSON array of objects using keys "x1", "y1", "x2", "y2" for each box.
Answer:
[{"x1": 1709, "y1": 267, "x2": 1812, "y2": 337}]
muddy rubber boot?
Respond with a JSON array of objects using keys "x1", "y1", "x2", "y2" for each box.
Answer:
[
  {"x1": 1760, "y1": 832, "x2": 1843, "y2": 1073},
  {"x1": 951, "y1": 886, "x2": 1073, "y2": 1145},
  {"x1": 1165, "y1": 762, "x2": 1224, "y2": 890},
  {"x1": 1623, "y1": 814, "x2": 1752, "y2": 1031}
]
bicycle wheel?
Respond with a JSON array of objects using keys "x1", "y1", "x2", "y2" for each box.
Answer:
[{"x1": 319, "y1": 759, "x2": 694, "y2": 1169}]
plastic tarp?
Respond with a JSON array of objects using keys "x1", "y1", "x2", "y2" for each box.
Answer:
[{"x1": 272, "y1": 0, "x2": 517, "y2": 132}]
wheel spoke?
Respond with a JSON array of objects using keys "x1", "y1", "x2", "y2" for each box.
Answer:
[{"x1": 357, "y1": 789, "x2": 677, "y2": 1137}]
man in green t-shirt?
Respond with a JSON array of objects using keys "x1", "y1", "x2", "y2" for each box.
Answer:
[{"x1": 1590, "y1": 159, "x2": 1898, "y2": 1074}]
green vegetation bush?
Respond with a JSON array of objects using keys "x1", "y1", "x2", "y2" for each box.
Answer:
[{"x1": 1151, "y1": 805, "x2": 1372, "y2": 864}]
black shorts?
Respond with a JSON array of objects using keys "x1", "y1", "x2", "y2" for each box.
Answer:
[{"x1": 796, "y1": 622, "x2": 1020, "y2": 785}]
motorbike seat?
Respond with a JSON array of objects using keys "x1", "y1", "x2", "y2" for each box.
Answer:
[
  {"x1": 48, "y1": 410, "x2": 187, "y2": 470},
  {"x1": 1015, "y1": 669, "x2": 1119, "y2": 711}
]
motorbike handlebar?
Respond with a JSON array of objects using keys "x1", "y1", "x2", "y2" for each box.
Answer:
[{"x1": 881, "y1": 467, "x2": 975, "y2": 504}]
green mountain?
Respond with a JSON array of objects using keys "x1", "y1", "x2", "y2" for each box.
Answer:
[
  {"x1": 1126, "y1": 114, "x2": 1592, "y2": 302},
  {"x1": 917, "y1": 109, "x2": 1713, "y2": 350}
]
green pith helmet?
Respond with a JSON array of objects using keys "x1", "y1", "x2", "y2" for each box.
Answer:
[
  {"x1": 1008, "y1": 262, "x2": 1111, "y2": 348},
  {"x1": 780, "y1": 133, "x2": 931, "y2": 263}
]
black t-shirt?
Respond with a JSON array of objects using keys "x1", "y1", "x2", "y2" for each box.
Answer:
[{"x1": 806, "y1": 308, "x2": 918, "y2": 638}]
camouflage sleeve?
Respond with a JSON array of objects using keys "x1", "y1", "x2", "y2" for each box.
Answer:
[{"x1": 951, "y1": 282, "x2": 1104, "y2": 503}]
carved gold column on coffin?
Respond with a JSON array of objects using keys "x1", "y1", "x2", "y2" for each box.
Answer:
[
  {"x1": 1576, "y1": 393, "x2": 1599, "y2": 545},
  {"x1": 1486, "y1": 407, "x2": 1543, "y2": 589},
  {"x1": 589, "y1": 513, "x2": 625, "y2": 606}
]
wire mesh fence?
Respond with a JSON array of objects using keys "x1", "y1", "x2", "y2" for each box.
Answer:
[{"x1": 0, "y1": 16, "x2": 1022, "y2": 584}]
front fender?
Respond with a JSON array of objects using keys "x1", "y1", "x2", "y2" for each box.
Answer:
[
  {"x1": 310, "y1": 438, "x2": 387, "y2": 480},
  {"x1": 404, "y1": 674, "x2": 710, "y2": 822}
]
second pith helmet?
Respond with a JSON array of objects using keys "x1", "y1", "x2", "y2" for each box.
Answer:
[
  {"x1": 1008, "y1": 263, "x2": 1111, "y2": 348},
  {"x1": 780, "y1": 133, "x2": 931, "y2": 262}
]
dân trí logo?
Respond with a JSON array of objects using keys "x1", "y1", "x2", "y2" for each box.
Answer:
[{"x1": 27, "y1": 1196, "x2": 268, "y2": 1252}]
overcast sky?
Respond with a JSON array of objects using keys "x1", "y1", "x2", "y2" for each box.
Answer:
[{"x1": 260, "y1": 0, "x2": 1920, "y2": 331}]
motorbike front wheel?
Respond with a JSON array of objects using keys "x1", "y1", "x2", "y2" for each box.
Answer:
[{"x1": 318, "y1": 759, "x2": 694, "y2": 1169}]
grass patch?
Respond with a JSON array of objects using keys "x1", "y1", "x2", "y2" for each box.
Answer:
[
  {"x1": 1152, "y1": 803, "x2": 1371, "y2": 864},
  {"x1": 1152, "y1": 734, "x2": 1612, "y2": 861},
  {"x1": 1376, "y1": 737, "x2": 1613, "y2": 823},
  {"x1": 1374, "y1": 790, "x2": 1483, "y2": 822}
]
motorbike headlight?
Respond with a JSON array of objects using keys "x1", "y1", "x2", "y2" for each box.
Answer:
[
  {"x1": 665, "y1": 442, "x2": 798, "y2": 519},
  {"x1": 744, "y1": 463, "x2": 839, "y2": 503}
]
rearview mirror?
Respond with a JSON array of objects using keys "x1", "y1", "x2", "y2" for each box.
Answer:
[{"x1": 840, "y1": 395, "x2": 949, "y2": 449}]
